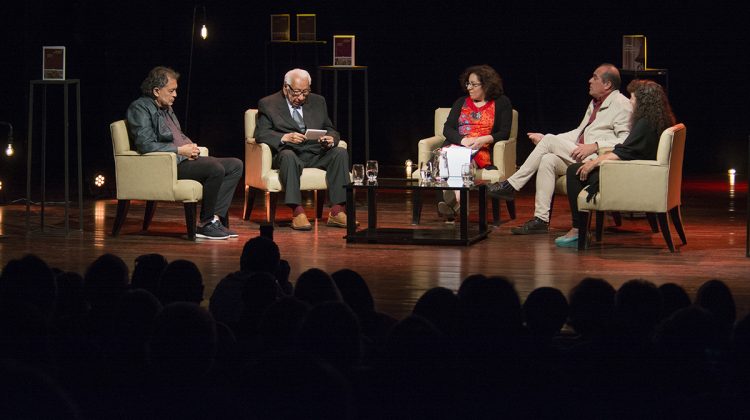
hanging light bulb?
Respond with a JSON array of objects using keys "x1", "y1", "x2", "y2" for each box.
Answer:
[
  {"x1": 201, "y1": 24, "x2": 208, "y2": 39},
  {"x1": 5, "y1": 142, "x2": 13, "y2": 157}
]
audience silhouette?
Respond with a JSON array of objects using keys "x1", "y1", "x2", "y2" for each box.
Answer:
[{"x1": 0, "y1": 242, "x2": 745, "y2": 418}]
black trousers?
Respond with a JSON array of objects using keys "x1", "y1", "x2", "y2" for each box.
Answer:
[
  {"x1": 178, "y1": 156, "x2": 243, "y2": 223},
  {"x1": 566, "y1": 162, "x2": 600, "y2": 229},
  {"x1": 273, "y1": 147, "x2": 349, "y2": 205}
]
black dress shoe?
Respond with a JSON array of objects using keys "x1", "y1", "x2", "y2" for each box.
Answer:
[
  {"x1": 487, "y1": 180, "x2": 516, "y2": 201},
  {"x1": 510, "y1": 217, "x2": 550, "y2": 235}
]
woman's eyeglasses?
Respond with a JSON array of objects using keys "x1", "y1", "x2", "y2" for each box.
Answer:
[{"x1": 465, "y1": 81, "x2": 482, "y2": 89}]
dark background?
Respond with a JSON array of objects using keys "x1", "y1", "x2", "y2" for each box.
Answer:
[{"x1": 0, "y1": 0, "x2": 747, "y2": 200}]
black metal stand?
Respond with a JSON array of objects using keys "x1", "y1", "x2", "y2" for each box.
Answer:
[
  {"x1": 316, "y1": 65, "x2": 370, "y2": 166},
  {"x1": 621, "y1": 68, "x2": 669, "y2": 92},
  {"x1": 26, "y1": 79, "x2": 84, "y2": 234}
]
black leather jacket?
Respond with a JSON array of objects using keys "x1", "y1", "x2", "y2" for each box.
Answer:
[{"x1": 126, "y1": 96, "x2": 187, "y2": 163}]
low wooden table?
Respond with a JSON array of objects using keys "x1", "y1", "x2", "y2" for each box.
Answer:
[{"x1": 344, "y1": 178, "x2": 489, "y2": 246}]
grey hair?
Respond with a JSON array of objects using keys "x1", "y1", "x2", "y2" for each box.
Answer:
[{"x1": 284, "y1": 68, "x2": 312, "y2": 86}]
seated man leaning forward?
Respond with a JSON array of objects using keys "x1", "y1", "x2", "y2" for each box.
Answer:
[
  {"x1": 487, "y1": 63, "x2": 632, "y2": 235},
  {"x1": 255, "y1": 68, "x2": 351, "y2": 231},
  {"x1": 127, "y1": 66, "x2": 243, "y2": 240}
]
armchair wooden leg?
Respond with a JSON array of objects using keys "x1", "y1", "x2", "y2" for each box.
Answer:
[
  {"x1": 184, "y1": 202, "x2": 197, "y2": 241},
  {"x1": 492, "y1": 198, "x2": 501, "y2": 226},
  {"x1": 266, "y1": 192, "x2": 279, "y2": 225},
  {"x1": 669, "y1": 206, "x2": 687, "y2": 245},
  {"x1": 112, "y1": 199, "x2": 130, "y2": 236},
  {"x1": 506, "y1": 199, "x2": 516, "y2": 220},
  {"x1": 315, "y1": 190, "x2": 326, "y2": 219},
  {"x1": 243, "y1": 185, "x2": 256, "y2": 221},
  {"x1": 595, "y1": 211, "x2": 604, "y2": 242},
  {"x1": 612, "y1": 211, "x2": 623, "y2": 227},
  {"x1": 578, "y1": 211, "x2": 592, "y2": 250},
  {"x1": 646, "y1": 213, "x2": 659, "y2": 233},
  {"x1": 143, "y1": 201, "x2": 157, "y2": 231},
  {"x1": 656, "y1": 212, "x2": 675, "y2": 252}
]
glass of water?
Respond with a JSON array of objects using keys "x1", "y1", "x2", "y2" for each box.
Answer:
[
  {"x1": 352, "y1": 164, "x2": 365, "y2": 184},
  {"x1": 366, "y1": 160, "x2": 378, "y2": 182},
  {"x1": 420, "y1": 161, "x2": 433, "y2": 182},
  {"x1": 461, "y1": 163, "x2": 476, "y2": 186}
]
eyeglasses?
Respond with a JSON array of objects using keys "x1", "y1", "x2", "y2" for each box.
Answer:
[
  {"x1": 285, "y1": 84, "x2": 311, "y2": 97},
  {"x1": 465, "y1": 81, "x2": 482, "y2": 89}
]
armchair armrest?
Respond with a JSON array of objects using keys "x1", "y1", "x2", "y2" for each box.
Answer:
[
  {"x1": 593, "y1": 160, "x2": 670, "y2": 210},
  {"x1": 417, "y1": 135, "x2": 445, "y2": 166},
  {"x1": 114, "y1": 152, "x2": 181, "y2": 199},
  {"x1": 491, "y1": 138, "x2": 517, "y2": 180}
]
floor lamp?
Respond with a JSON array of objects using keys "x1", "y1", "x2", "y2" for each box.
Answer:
[{"x1": 184, "y1": 4, "x2": 207, "y2": 129}]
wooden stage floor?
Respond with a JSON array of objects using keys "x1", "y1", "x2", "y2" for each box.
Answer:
[{"x1": 1, "y1": 175, "x2": 748, "y2": 320}]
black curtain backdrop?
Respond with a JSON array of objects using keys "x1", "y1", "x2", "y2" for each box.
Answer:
[{"x1": 0, "y1": 0, "x2": 747, "y2": 199}]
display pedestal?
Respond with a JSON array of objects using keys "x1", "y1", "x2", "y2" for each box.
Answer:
[
  {"x1": 316, "y1": 65, "x2": 369, "y2": 165},
  {"x1": 25, "y1": 79, "x2": 83, "y2": 234}
]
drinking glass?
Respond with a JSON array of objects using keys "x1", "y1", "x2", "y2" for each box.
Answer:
[
  {"x1": 366, "y1": 160, "x2": 378, "y2": 182},
  {"x1": 461, "y1": 163, "x2": 476, "y2": 186},
  {"x1": 420, "y1": 161, "x2": 433, "y2": 182},
  {"x1": 352, "y1": 164, "x2": 365, "y2": 184}
]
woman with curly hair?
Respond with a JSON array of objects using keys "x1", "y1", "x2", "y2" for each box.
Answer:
[
  {"x1": 437, "y1": 64, "x2": 513, "y2": 221},
  {"x1": 555, "y1": 79, "x2": 676, "y2": 247}
]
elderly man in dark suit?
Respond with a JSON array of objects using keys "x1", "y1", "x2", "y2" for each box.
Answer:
[{"x1": 255, "y1": 68, "x2": 350, "y2": 230}]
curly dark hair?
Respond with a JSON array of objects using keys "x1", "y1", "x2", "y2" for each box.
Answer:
[
  {"x1": 459, "y1": 64, "x2": 504, "y2": 100},
  {"x1": 140, "y1": 66, "x2": 180, "y2": 97},
  {"x1": 627, "y1": 79, "x2": 676, "y2": 134}
]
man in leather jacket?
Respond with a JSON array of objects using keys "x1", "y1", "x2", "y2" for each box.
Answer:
[{"x1": 126, "y1": 66, "x2": 242, "y2": 240}]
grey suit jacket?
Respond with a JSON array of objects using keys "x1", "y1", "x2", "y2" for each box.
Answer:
[{"x1": 255, "y1": 91, "x2": 340, "y2": 157}]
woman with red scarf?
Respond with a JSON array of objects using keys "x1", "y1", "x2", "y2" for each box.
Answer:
[{"x1": 438, "y1": 64, "x2": 513, "y2": 221}]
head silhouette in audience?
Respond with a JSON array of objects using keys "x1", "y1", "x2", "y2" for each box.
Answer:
[
  {"x1": 294, "y1": 268, "x2": 342, "y2": 306},
  {"x1": 131, "y1": 253, "x2": 168, "y2": 295},
  {"x1": 210, "y1": 236, "x2": 282, "y2": 331},
  {"x1": 413, "y1": 287, "x2": 459, "y2": 336},
  {"x1": 523, "y1": 286, "x2": 568, "y2": 339},
  {"x1": 614, "y1": 279, "x2": 662, "y2": 340},
  {"x1": 299, "y1": 301, "x2": 362, "y2": 374},
  {"x1": 567, "y1": 277, "x2": 615, "y2": 339},
  {"x1": 84, "y1": 253, "x2": 129, "y2": 312},
  {"x1": 0, "y1": 254, "x2": 57, "y2": 322},
  {"x1": 158, "y1": 259, "x2": 204, "y2": 305},
  {"x1": 696, "y1": 279, "x2": 736, "y2": 342},
  {"x1": 332, "y1": 268, "x2": 396, "y2": 340},
  {"x1": 457, "y1": 275, "x2": 523, "y2": 338},
  {"x1": 658, "y1": 283, "x2": 691, "y2": 320},
  {"x1": 240, "y1": 236, "x2": 280, "y2": 274},
  {"x1": 236, "y1": 271, "x2": 281, "y2": 340},
  {"x1": 258, "y1": 296, "x2": 311, "y2": 355},
  {"x1": 148, "y1": 302, "x2": 217, "y2": 381}
]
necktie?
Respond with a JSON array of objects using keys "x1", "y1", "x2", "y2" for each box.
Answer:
[
  {"x1": 576, "y1": 99, "x2": 604, "y2": 144},
  {"x1": 292, "y1": 107, "x2": 306, "y2": 130}
]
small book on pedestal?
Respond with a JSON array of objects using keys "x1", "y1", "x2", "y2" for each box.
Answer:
[
  {"x1": 622, "y1": 35, "x2": 647, "y2": 71},
  {"x1": 43, "y1": 46, "x2": 66, "y2": 80},
  {"x1": 333, "y1": 35, "x2": 355, "y2": 66},
  {"x1": 297, "y1": 14, "x2": 316, "y2": 41},
  {"x1": 271, "y1": 14, "x2": 290, "y2": 41}
]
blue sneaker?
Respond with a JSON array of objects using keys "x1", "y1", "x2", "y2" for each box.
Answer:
[
  {"x1": 196, "y1": 220, "x2": 230, "y2": 240},
  {"x1": 555, "y1": 234, "x2": 579, "y2": 248}
]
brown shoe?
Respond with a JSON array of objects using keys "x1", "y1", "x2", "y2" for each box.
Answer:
[
  {"x1": 291, "y1": 213, "x2": 312, "y2": 230},
  {"x1": 326, "y1": 211, "x2": 348, "y2": 228}
]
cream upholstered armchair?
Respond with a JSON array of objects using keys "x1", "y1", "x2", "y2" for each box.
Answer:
[
  {"x1": 242, "y1": 108, "x2": 347, "y2": 223},
  {"x1": 110, "y1": 120, "x2": 207, "y2": 241},
  {"x1": 576, "y1": 123, "x2": 687, "y2": 252},
  {"x1": 414, "y1": 107, "x2": 518, "y2": 225}
]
